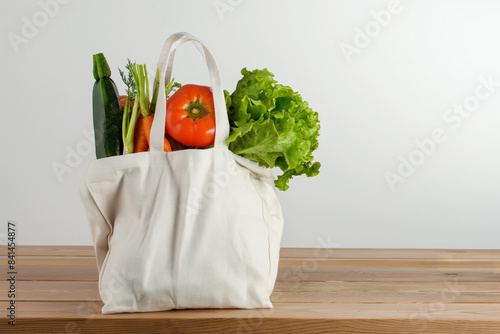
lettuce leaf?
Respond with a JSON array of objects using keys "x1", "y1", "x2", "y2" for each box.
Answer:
[{"x1": 226, "y1": 68, "x2": 321, "y2": 191}]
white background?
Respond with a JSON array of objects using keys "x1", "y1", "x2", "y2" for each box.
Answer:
[{"x1": 1, "y1": 0, "x2": 499, "y2": 248}]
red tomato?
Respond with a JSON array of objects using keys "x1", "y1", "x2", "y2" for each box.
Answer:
[{"x1": 166, "y1": 84, "x2": 215, "y2": 147}]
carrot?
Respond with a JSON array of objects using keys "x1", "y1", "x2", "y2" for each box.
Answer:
[
  {"x1": 166, "y1": 132, "x2": 186, "y2": 151},
  {"x1": 142, "y1": 114, "x2": 172, "y2": 152},
  {"x1": 133, "y1": 115, "x2": 149, "y2": 153}
]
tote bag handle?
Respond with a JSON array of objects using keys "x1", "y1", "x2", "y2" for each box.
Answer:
[{"x1": 150, "y1": 32, "x2": 230, "y2": 151}]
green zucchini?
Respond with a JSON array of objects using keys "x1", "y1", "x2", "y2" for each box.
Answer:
[{"x1": 92, "y1": 53, "x2": 123, "y2": 158}]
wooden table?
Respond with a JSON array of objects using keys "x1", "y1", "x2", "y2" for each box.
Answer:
[{"x1": 1, "y1": 246, "x2": 499, "y2": 333}]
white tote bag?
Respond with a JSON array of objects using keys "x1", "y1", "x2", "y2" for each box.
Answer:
[{"x1": 79, "y1": 32, "x2": 284, "y2": 314}]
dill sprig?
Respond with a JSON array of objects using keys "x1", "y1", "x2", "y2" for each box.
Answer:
[{"x1": 119, "y1": 59, "x2": 136, "y2": 100}]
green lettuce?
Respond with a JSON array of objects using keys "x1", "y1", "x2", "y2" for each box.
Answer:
[{"x1": 226, "y1": 68, "x2": 321, "y2": 191}]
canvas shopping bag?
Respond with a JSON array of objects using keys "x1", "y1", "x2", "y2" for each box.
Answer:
[{"x1": 79, "y1": 32, "x2": 284, "y2": 314}]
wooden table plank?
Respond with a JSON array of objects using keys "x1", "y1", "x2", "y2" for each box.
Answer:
[
  {"x1": 1, "y1": 264, "x2": 498, "y2": 283},
  {"x1": 0, "y1": 281, "x2": 100, "y2": 302},
  {"x1": 1, "y1": 301, "x2": 499, "y2": 334},
  {"x1": 4, "y1": 255, "x2": 500, "y2": 268},
  {"x1": 271, "y1": 281, "x2": 500, "y2": 304},
  {"x1": 280, "y1": 248, "x2": 500, "y2": 259},
  {"x1": 2, "y1": 318, "x2": 499, "y2": 334},
  {"x1": 0, "y1": 245, "x2": 96, "y2": 257},
  {"x1": 2, "y1": 245, "x2": 500, "y2": 258},
  {"x1": 1, "y1": 281, "x2": 499, "y2": 304},
  {"x1": 277, "y1": 267, "x2": 500, "y2": 283},
  {"x1": 1, "y1": 256, "x2": 97, "y2": 266},
  {"x1": 0, "y1": 264, "x2": 98, "y2": 281},
  {"x1": 279, "y1": 258, "x2": 500, "y2": 268},
  {"x1": 3, "y1": 301, "x2": 500, "y2": 320}
]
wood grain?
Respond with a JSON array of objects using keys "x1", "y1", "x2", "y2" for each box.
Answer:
[
  {"x1": 1, "y1": 281, "x2": 499, "y2": 304},
  {"x1": 277, "y1": 267, "x2": 500, "y2": 283},
  {"x1": 0, "y1": 264, "x2": 98, "y2": 281},
  {"x1": 0, "y1": 245, "x2": 95, "y2": 257},
  {"x1": 0, "y1": 246, "x2": 498, "y2": 333},
  {"x1": 5, "y1": 255, "x2": 500, "y2": 268},
  {"x1": 279, "y1": 258, "x2": 500, "y2": 268},
  {"x1": 2, "y1": 318, "x2": 499, "y2": 334},
  {"x1": 0, "y1": 302, "x2": 499, "y2": 334},
  {"x1": 2, "y1": 265, "x2": 498, "y2": 283},
  {"x1": 2, "y1": 255, "x2": 499, "y2": 282},
  {"x1": 3, "y1": 245, "x2": 500, "y2": 258},
  {"x1": 279, "y1": 248, "x2": 500, "y2": 259}
]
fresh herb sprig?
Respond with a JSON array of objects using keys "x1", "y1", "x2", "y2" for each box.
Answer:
[{"x1": 119, "y1": 59, "x2": 137, "y2": 100}]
